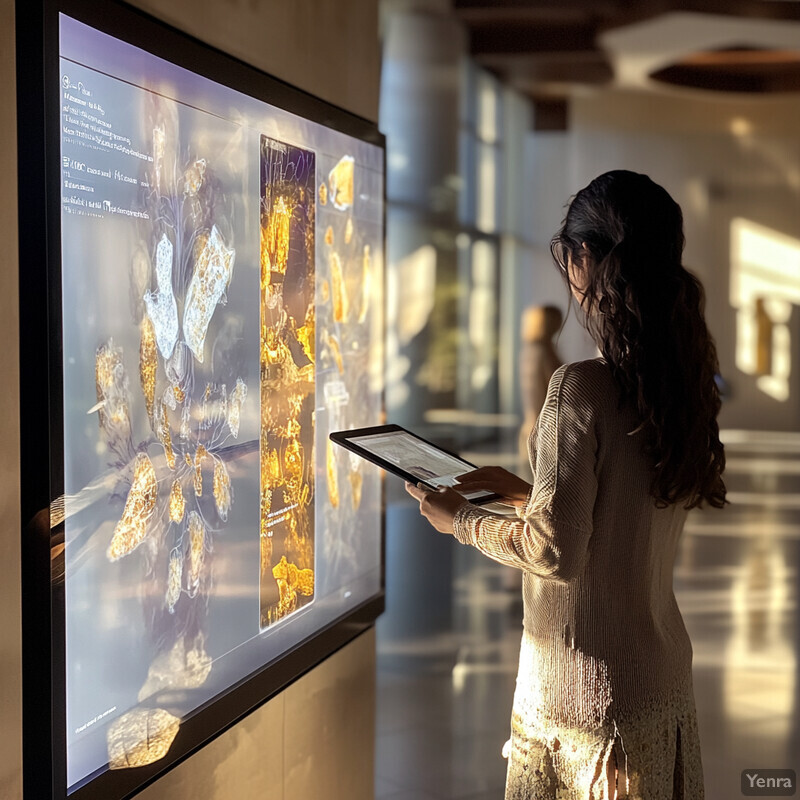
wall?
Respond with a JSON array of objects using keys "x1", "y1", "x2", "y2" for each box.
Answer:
[
  {"x1": 0, "y1": 0, "x2": 21, "y2": 795},
  {"x1": 523, "y1": 128, "x2": 599, "y2": 369},
  {"x1": 0, "y1": 0, "x2": 381, "y2": 798},
  {"x1": 130, "y1": 0, "x2": 380, "y2": 123},
  {"x1": 533, "y1": 87, "x2": 800, "y2": 431},
  {"x1": 139, "y1": 629, "x2": 376, "y2": 800},
  {"x1": 498, "y1": 93, "x2": 601, "y2": 419}
]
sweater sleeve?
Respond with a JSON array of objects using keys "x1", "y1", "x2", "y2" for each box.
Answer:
[{"x1": 452, "y1": 362, "x2": 602, "y2": 582}]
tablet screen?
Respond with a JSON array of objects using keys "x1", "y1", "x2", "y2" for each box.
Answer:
[{"x1": 348, "y1": 430, "x2": 495, "y2": 503}]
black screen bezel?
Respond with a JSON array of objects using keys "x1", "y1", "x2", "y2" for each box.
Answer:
[{"x1": 16, "y1": 1, "x2": 386, "y2": 797}]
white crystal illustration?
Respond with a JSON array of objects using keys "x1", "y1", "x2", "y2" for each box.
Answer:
[{"x1": 143, "y1": 234, "x2": 179, "y2": 359}]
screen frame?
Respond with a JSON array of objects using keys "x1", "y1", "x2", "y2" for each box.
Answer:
[
  {"x1": 16, "y1": 1, "x2": 386, "y2": 798},
  {"x1": 330, "y1": 425, "x2": 502, "y2": 505}
]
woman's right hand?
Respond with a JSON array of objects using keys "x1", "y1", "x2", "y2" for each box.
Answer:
[{"x1": 453, "y1": 466, "x2": 532, "y2": 507}]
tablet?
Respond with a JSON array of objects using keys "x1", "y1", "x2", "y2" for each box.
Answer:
[{"x1": 329, "y1": 424, "x2": 502, "y2": 506}]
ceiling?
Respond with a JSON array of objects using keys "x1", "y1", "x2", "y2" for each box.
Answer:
[{"x1": 454, "y1": 0, "x2": 800, "y2": 124}]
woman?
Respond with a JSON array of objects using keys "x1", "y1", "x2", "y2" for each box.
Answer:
[{"x1": 405, "y1": 170, "x2": 727, "y2": 800}]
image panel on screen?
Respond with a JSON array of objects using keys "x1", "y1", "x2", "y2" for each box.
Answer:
[
  {"x1": 60, "y1": 63, "x2": 260, "y2": 784},
  {"x1": 315, "y1": 154, "x2": 383, "y2": 586},
  {"x1": 259, "y1": 136, "x2": 316, "y2": 629}
]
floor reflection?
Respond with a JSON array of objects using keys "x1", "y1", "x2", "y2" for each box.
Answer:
[{"x1": 375, "y1": 428, "x2": 800, "y2": 799}]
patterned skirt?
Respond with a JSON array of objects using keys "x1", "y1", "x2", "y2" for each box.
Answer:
[{"x1": 503, "y1": 632, "x2": 705, "y2": 800}]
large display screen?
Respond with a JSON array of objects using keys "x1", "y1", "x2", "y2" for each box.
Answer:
[{"x1": 53, "y1": 9, "x2": 384, "y2": 794}]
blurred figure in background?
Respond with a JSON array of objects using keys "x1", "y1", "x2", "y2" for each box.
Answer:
[
  {"x1": 501, "y1": 305, "x2": 563, "y2": 595},
  {"x1": 518, "y1": 305, "x2": 563, "y2": 476}
]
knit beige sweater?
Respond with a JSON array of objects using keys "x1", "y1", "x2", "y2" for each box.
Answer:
[{"x1": 452, "y1": 358, "x2": 703, "y2": 799}]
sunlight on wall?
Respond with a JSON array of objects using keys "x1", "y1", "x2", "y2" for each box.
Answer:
[
  {"x1": 477, "y1": 144, "x2": 497, "y2": 233},
  {"x1": 476, "y1": 73, "x2": 499, "y2": 233},
  {"x1": 730, "y1": 218, "x2": 799, "y2": 402},
  {"x1": 469, "y1": 240, "x2": 497, "y2": 391},
  {"x1": 385, "y1": 244, "x2": 437, "y2": 408}
]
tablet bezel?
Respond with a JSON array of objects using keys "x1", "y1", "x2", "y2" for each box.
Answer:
[{"x1": 329, "y1": 424, "x2": 502, "y2": 506}]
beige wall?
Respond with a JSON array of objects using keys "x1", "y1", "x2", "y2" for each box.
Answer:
[
  {"x1": 129, "y1": 0, "x2": 380, "y2": 123},
  {"x1": 567, "y1": 88, "x2": 800, "y2": 431},
  {"x1": 0, "y1": 1, "x2": 381, "y2": 798},
  {"x1": 139, "y1": 629, "x2": 376, "y2": 800}
]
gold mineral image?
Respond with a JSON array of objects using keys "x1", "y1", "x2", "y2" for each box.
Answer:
[
  {"x1": 349, "y1": 464, "x2": 363, "y2": 510},
  {"x1": 107, "y1": 452, "x2": 158, "y2": 562},
  {"x1": 330, "y1": 251, "x2": 349, "y2": 323},
  {"x1": 327, "y1": 154, "x2": 354, "y2": 211},
  {"x1": 213, "y1": 458, "x2": 232, "y2": 521},
  {"x1": 268, "y1": 555, "x2": 314, "y2": 624},
  {"x1": 193, "y1": 444, "x2": 207, "y2": 497},
  {"x1": 259, "y1": 135, "x2": 317, "y2": 629},
  {"x1": 155, "y1": 401, "x2": 176, "y2": 469},
  {"x1": 326, "y1": 331, "x2": 344, "y2": 375},
  {"x1": 107, "y1": 708, "x2": 180, "y2": 770},
  {"x1": 327, "y1": 437, "x2": 340, "y2": 509},
  {"x1": 95, "y1": 340, "x2": 131, "y2": 440},
  {"x1": 139, "y1": 315, "x2": 157, "y2": 419},
  {"x1": 169, "y1": 479, "x2": 185, "y2": 523}
]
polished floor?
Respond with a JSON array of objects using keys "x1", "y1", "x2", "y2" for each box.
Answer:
[{"x1": 374, "y1": 430, "x2": 800, "y2": 799}]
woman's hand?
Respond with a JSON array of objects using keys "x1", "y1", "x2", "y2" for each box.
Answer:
[
  {"x1": 453, "y1": 466, "x2": 532, "y2": 507},
  {"x1": 405, "y1": 483, "x2": 469, "y2": 535}
]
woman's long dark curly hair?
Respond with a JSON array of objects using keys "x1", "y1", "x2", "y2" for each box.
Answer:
[{"x1": 550, "y1": 170, "x2": 727, "y2": 510}]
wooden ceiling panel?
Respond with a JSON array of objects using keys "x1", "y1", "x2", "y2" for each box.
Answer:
[
  {"x1": 457, "y1": 0, "x2": 800, "y2": 102},
  {"x1": 478, "y1": 51, "x2": 614, "y2": 85},
  {"x1": 454, "y1": 0, "x2": 622, "y2": 10},
  {"x1": 651, "y1": 46, "x2": 800, "y2": 92},
  {"x1": 469, "y1": 21, "x2": 597, "y2": 55}
]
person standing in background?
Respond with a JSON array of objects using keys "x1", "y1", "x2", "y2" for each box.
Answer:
[
  {"x1": 503, "y1": 305, "x2": 564, "y2": 596},
  {"x1": 518, "y1": 305, "x2": 563, "y2": 476}
]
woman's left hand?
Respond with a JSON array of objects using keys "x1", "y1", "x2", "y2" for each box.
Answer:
[{"x1": 404, "y1": 482, "x2": 469, "y2": 535}]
